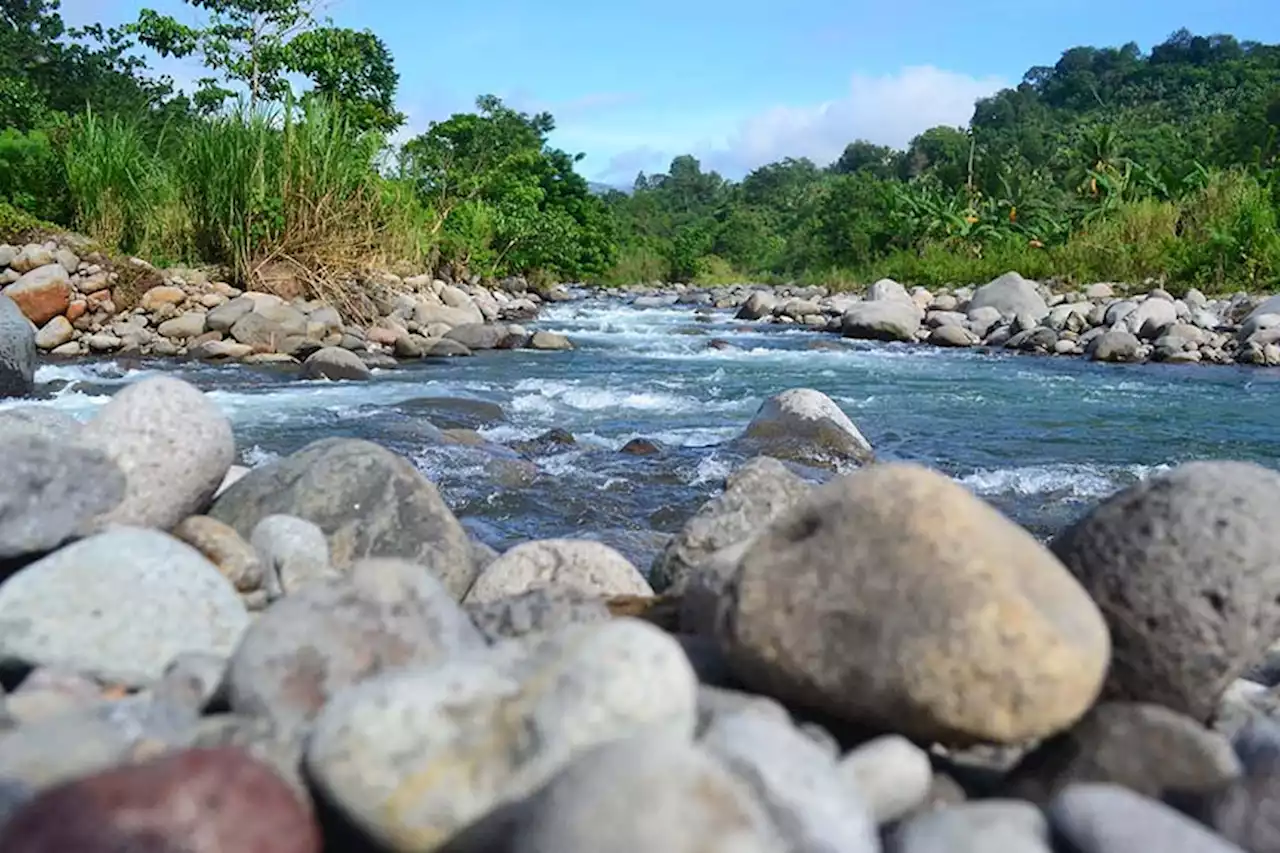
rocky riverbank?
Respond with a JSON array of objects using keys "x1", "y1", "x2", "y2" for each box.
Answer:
[
  {"x1": 603, "y1": 273, "x2": 1280, "y2": 367},
  {"x1": 2, "y1": 375, "x2": 1280, "y2": 851},
  {"x1": 0, "y1": 236, "x2": 577, "y2": 398}
]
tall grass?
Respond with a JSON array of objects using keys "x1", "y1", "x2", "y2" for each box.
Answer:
[{"x1": 56, "y1": 98, "x2": 428, "y2": 319}]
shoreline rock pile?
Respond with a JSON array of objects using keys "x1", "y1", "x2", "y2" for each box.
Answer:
[
  {"x1": 2, "y1": 378, "x2": 1280, "y2": 851},
  {"x1": 608, "y1": 272, "x2": 1280, "y2": 367},
  {"x1": 0, "y1": 236, "x2": 577, "y2": 398}
]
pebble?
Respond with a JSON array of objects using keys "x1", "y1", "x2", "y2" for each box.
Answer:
[
  {"x1": 172, "y1": 515, "x2": 265, "y2": 592},
  {"x1": 719, "y1": 462, "x2": 1110, "y2": 744},
  {"x1": 306, "y1": 619, "x2": 698, "y2": 852},
  {"x1": 0, "y1": 433, "x2": 126, "y2": 560},
  {"x1": 1048, "y1": 783, "x2": 1248, "y2": 853},
  {"x1": 1050, "y1": 461, "x2": 1280, "y2": 720},
  {"x1": 464, "y1": 586, "x2": 611, "y2": 641},
  {"x1": 81, "y1": 376, "x2": 235, "y2": 531},
  {"x1": 0, "y1": 747, "x2": 320, "y2": 853},
  {"x1": 1008, "y1": 702, "x2": 1241, "y2": 803},
  {"x1": 227, "y1": 558, "x2": 485, "y2": 739},
  {"x1": 486, "y1": 733, "x2": 787, "y2": 853},
  {"x1": 700, "y1": 708, "x2": 879, "y2": 852},
  {"x1": 885, "y1": 801, "x2": 1052, "y2": 853},
  {"x1": 840, "y1": 734, "x2": 936, "y2": 824},
  {"x1": 464, "y1": 538, "x2": 653, "y2": 604},
  {"x1": 249, "y1": 514, "x2": 334, "y2": 596},
  {"x1": 210, "y1": 438, "x2": 478, "y2": 600},
  {"x1": 0, "y1": 527, "x2": 249, "y2": 686},
  {"x1": 651, "y1": 455, "x2": 811, "y2": 593}
]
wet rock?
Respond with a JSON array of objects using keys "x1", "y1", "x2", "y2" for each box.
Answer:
[
  {"x1": 484, "y1": 733, "x2": 785, "y2": 853},
  {"x1": 210, "y1": 438, "x2": 478, "y2": 600},
  {"x1": 1050, "y1": 461, "x2": 1280, "y2": 721},
  {"x1": 0, "y1": 434, "x2": 126, "y2": 560},
  {"x1": 529, "y1": 330, "x2": 573, "y2": 350},
  {"x1": 510, "y1": 428, "x2": 576, "y2": 455},
  {"x1": 840, "y1": 734, "x2": 935, "y2": 825},
  {"x1": 619, "y1": 437, "x2": 661, "y2": 455},
  {"x1": 228, "y1": 558, "x2": 485, "y2": 739},
  {"x1": 700, "y1": 709, "x2": 878, "y2": 852},
  {"x1": 306, "y1": 619, "x2": 698, "y2": 852},
  {"x1": 465, "y1": 539, "x2": 653, "y2": 604},
  {"x1": 1007, "y1": 702, "x2": 1241, "y2": 803},
  {"x1": 652, "y1": 456, "x2": 810, "y2": 593},
  {"x1": 5, "y1": 263, "x2": 70, "y2": 325},
  {"x1": 0, "y1": 294, "x2": 36, "y2": 398},
  {"x1": 737, "y1": 291, "x2": 778, "y2": 320},
  {"x1": 886, "y1": 801, "x2": 1052, "y2": 853},
  {"x1": 299, "y1": 346, "x2": 372, "y2": 381},
  {"x1": 1048, "y1": 783, "x2": 1247, "y2": 853},
  {"x1": 0, "y1": 528, "x2": 249, "y2": 686},
  {"x1": 172, "y1": 515, "x2": 265, "y2": 592},
  {"x1": 81, "y1": 376, "x2": 235, "y2": 531},
  {"x1": 718, "y1": 462, "x2": 1110, "y2": 745},
  {"x1": 739, "y1": 388, "x2": 873, "y2": 469},
  {"x1": 398, "y1": 396, "x2": 507, "y2": 429},
  {"x1": 446, "y1": 323, "x2": 516, "y2": 350},
  {"x1": 1088, "y1": 328, "x2": 1143, "y2": 362},
  {"x1": 427, "y1": 338, "x2": 473, "y2": 357},
  {"x1": 842, "y1": 301, "x2": 921, "y2": 342},
  {"x1": 0, "y1": 747, "x2": 320, "y2": 853},
  {"x1": 464, "y1": 586, "x2": 611, "y2": 641},
  {"x1": 250, "y1": 514, "x2": 333, "y2": 596}
]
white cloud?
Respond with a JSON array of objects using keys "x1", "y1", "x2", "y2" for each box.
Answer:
[
  {"x1": 589, "y1": 65, "x2": 1008, "y2": 181},
  {"x1": 701, "y1": 66, "x2": 1007, "y2": 175}
]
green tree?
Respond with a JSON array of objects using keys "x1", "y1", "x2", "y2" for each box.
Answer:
[{"x1": 131, "y1": 0, "x2": 402, "y2": 130}]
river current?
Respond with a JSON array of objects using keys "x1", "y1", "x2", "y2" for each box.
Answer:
[{"x1": 6, "y1": 297, "x2": 1278, "y2": 568}]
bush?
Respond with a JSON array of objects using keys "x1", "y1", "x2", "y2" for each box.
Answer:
[
  {"x1": 0, "y1": 128, "x2": 69, "y2": 224},
  {"x1": 1172, "y1": 169, "x2": 1280, "y2": 293}
]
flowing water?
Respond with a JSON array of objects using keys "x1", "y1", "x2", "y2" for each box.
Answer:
[{"x1": 7, "y1": 296, "x2": 1279, "y2": 569}]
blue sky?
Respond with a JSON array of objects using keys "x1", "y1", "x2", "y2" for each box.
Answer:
[{"x1": 63, "y1": 0, "x2": 1280, "y2": 184}]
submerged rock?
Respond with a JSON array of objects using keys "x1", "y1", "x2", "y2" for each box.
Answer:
[
  {"x1": 738, "y1": 388, "x2": 873, "y2": 469},
  {"x1": 0, "y1": 294, "x2": 36, "y2": 398},
  {"x1": 299, "y1": 346, "x2": 372, "y2": 381}
]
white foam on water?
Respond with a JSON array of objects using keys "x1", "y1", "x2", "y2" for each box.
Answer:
[
  {"x1": 688, "y1": 453, "x2": 734, "y2": 486},
  {"x1": 508, "y1": 377, "x2": 744, "y2": 417},
  {"x1": 241, "y1": 444, "x2": 280, "y2": 467},
  {"x1": 957, "y1": 462, "x2": 1171, "y2": 500}
]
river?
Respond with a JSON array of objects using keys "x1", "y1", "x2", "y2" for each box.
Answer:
[{"x1": 6, "y1": 296, "x2": 1278, "y2": 569}]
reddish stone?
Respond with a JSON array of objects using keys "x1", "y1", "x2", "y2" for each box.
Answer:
[
  {"x1": 66, "y1": 299, "x2": 88, "y2": 322},
  {"x1": 0, "y1": 747, "x2": 320, "y2": 853},
  {"x1": 86, "y1": 288, "x2": 113, "y2": 306},
  {"x1": 5, "y1": 263, "x2": 71, "y2": 325}
]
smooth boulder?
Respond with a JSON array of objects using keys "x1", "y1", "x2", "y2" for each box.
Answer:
[
  {"x1": 1088, "y1": 329, "x2": 1143, "y2": 362},
  {"x1": 1051, "y1": 461, "x2": 1280, "y2": 721},
  {"x1": 1048, "y1": 784, "x2": 1248, "y2": 853},
  {"x1": 739, "y1": 388, "x2": 873, "y2": 469},
  {"x1": 0, "y1": 294, "x2": 36, "y2": 398},
  {"x1": 81, "y1": 376, "x2": 236, "y2": 531},
  {"x1": 464, "y1": 539, "x2": 652, "y2": 604},
  {"x1": 299, "y1": 346, "x2": 372, "y2": 381},
  {"x1": 0, "y1": 528, "x2": 249, "y2": 686},
  {"x1": 306, "y1": 619, "x2": 697, "y2": 851},
  {"x1": 210, "y1": 438, "x2": 478, "y2": 600},
  {"x1": 5, "y1": 263, "x2": 71, "y2": 325},
  {"x1": 966, "y1": 272, "x2": 1049, "y2": 321},
  {"x1": 842, "y1": 301, "x2": 921, "y2": 342},
  {"x1": 718, "y1": 462, "x2": 1111, "y2": 744}
]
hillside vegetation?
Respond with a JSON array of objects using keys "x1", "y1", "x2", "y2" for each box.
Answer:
[{"x1": 1, "y1": 2, "x2": 1278, "y2": 297}]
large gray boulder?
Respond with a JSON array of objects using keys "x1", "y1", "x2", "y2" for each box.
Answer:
[
  {"x1": 651, "y1": 457, "x2": 811, "y2": 593},
  {"x1": 0, "y1": 294, "x2": 36, "y2": 398},
  {"x1": 82, "y1": 376, "x2": 236, "y2": 531},
  {"x1": 299, "y1": 347, "x2": 372, "y2": 381},
  {"x1": 842, "y1": 301, "x2": 921, "y2": 342},
  {"x1": 966, "y1": 272, "x2": 1049, "y2": 321},
  {"x1": 738, "y1": 388, "x2": 873, "y2": 469},
  {"x1": 1087, "y1": 330, "x2": 1142, "y2": 363},
  {"x1": 1051, "y1": 461, "x2": 1280, "y2": 721},
  {"x1": 445, "y1": 323, "x2": 517, "y2": 350},
  {"x1": 210, "y1": 438, "x2": 479, "y2": 599}
]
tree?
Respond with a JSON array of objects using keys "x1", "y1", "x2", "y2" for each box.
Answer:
[
  {"x1": 832, "y1": 140, "x2": 897, "y2": 178},
  {"x1": 131, "y1": 0, "x2": 402, "y2": 131}
]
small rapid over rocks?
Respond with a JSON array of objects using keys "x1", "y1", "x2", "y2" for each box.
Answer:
[{"x1": 3, "y1": 295, "x2": 1277, "y2": 566}]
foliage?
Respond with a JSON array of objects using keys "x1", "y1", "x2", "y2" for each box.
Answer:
[
  {"x1": 603, "y1": 29, "x2": 1280, "y2": 293},
  {"x1": 0, "y1": 127, "x2": 68, "y2": 222},
  {"x1": 131, "y1": 0, "x2": 403, "y2": 132},
  {"x1": 399, "y1": 95, "x2": 616, "y2": 280}
]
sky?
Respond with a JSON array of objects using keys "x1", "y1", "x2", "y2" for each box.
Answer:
[{"x1": 62, "y1": 0, "x2": 1280, "y2": 186}]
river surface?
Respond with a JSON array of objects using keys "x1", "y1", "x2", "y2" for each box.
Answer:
[{"x1": 6, "y1": 297, "x2": 1279, "y2": 569}]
